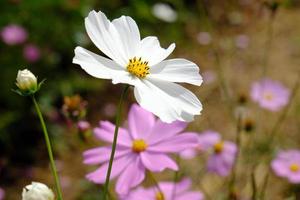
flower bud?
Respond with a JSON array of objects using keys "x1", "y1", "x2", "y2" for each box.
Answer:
[
  {"x1": 16, "y1": 69, "x2": 37, "y2": 93},
  {"x1": 22, "y1": 182, "x2": 55, "y2": 200}
]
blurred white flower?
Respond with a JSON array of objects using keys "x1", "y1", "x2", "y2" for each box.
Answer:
[
  {"x1": 152, "y1": 3, "x2": 177, "y2": 23},
  {"x1": 16, "y1": 69, "x2": 37, "y2": 92},
  {"x1": 73, "y1": 11, "x2": 203, "y2": 123},
  {"x1": 197, "y1": 32, "x2": 212, "y2": 45},
  {"x1": 22, "y1": 182, "x2": 54, "y2": 200}
]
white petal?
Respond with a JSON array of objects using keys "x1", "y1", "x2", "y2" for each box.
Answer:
[
  {"x1": 148, "y1": 58, "x2": 203, "y2": 86},
  {"x1": 112, "y1": 16, "x2": 140, "y2": 59},
  {"x1": 135, "y1": 36, "x2": 175, "y2": 66},
  {"x1": 133, "y1": 79, "x2": 202, "y2": 123},
  {"x1": 73, "y1": 46, "x2": 135, "y2": 85},
  {"x1": 85, "y1": 11, "x2": 138, "y2": 66}
]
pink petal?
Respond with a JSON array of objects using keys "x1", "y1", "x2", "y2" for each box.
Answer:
[
  {"x1": 175, "y1": 178, "x2": 192, "y2": 193},
  {"x1": 288, "y1": 173, "x2": 300, "y2": 184},
  {"x1": 128, "y1": 104, "x2": 155, "y2": 139},
  {"x1": 198, "y1": 130, "x2": 221, "y2": 150},
  {"x1": 115, "y1": 156, "x2": 145, "y2": 195},
  {"x1": 140, "y1": 152, "x2": 178, "y2": 172},
  {"x1": 94, "y1": 121, "x2": 132, "y2": 146},
  {"x1": 147, "y1": 133, "x2": 198, "y2": 153},
  {"x1": 83, "y1": 146, "x2": 130, "y2": 165},
  {"x1": 180, "y1": 148, "x2": 197, "y2": 160},
  {"x1": 85, "y1": 154, "x2": 133, "y2": 183},
  {"x1": 177, "y1": 192, "x2": 204, "y2": 200},
  {"x1": 146, "y1": 120, "x2": 188, "y2": 145}
]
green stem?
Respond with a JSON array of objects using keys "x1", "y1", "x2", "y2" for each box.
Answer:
[
  {"x1": 32, "y1": 95, "x2": 63, "y2": 200},
  {"x1": 102, "y1": 85, "x2": 129, "y2": 200},
  {"x1": 228, "y1": 112, "x2": 242, "y2": 199},
  {"x1": 148, "y1": 171, "x2": 163, "y2": 195},
  {"x1": 251, "y1": 167, "x2": 257, "y2": 200},
  {"x1": 171, "y1": 156, "x2": 180, "y2": 200}
]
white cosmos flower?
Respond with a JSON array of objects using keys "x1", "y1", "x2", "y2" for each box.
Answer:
[
  {"x1": 22, "y1": 182, "x2": 54, "y2": 200},
  {"x1": 73, "y1": 10, "x2": 203, "y2": 123}
]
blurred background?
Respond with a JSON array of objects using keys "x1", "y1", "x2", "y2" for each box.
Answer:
[{"x1": 1, "y1": 0, "x2": 300, "y2": 199}]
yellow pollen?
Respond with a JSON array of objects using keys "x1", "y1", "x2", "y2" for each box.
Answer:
[
  {"x1": 132, "y1": 139, "x2": 148, "y2": 153},
  {"x1": 263, "y1": 92, "x2": 273, "y2": 101},
  {"x1": 127, "y1": 57, "x2": 150, "y2": 78},
  {"x1": 214, "y1": 141, "x2": 224, "y2": 154},
  {"x1": 155, "y1": 192, "x2": 165, "y2": 200},
  {"x1": 290, "y1": 163, "x2": 299, "y2": 172}
]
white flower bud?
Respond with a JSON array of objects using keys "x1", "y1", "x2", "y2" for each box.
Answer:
[
  {"x1": 22, "y1": 182, "x2": 55, "y2": 200},
  {"x1": 16, "y1": 69, "x2": 37, "y2": 92}
]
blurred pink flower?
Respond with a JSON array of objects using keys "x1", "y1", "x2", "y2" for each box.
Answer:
[
  {"x1": 23, "y1": 44, "x2": 41, "y2": 62},
  {"x1": 1, "y1": 24, "x2": 27, "y2": 45},
  {"x1": 250, "y1": 78, "x2": 290, "y2": 111},
  {"x1": 60, "y1": 176, "x2": 71, "y2": 189},
  {"x1": 103, "y1": 103, "x2": 117, "y2": 117},
  {"x1": 197, "y1": 32, "x2": 212, "y2": 45},
  {"x1": 235, "y1": 34, "x2": 249, "y2": 49},
  {"x1": 83, "y1": 104, "x2": 198, "y2": 195},
  {"x1": 0, "y1": 188, "x2": 4, "y2": 200},
  {"x1": 181, "y1": 130, "x2": 237, "y2": 176},
  {"x1": 122, "y1": 178, "x2": 204, "y2": 200},
  {"x1": 180, "y1": 130, "x2": 220, "y2": 159},
  {"x1": 271, "y1": 150, "x2": 300, "y2": 183},
  {"x1": 77, "y1": 120, "x2": 91, "y2": 132},
  {"x1": 202, "y1": 70, "x2": 216, "y2": 84}
]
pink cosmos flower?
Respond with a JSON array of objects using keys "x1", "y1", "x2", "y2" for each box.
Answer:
[
  {"x1": 0, "y1": 187, "x2": 4, "y2": 200},
  {"x1": 180, "y1": 130, "x2": 237, "y2": 177},
  {"x1": 250, "y1": 78, "x2": 290, "y2": 111},
  {"x1": 83, "y1": 104, "x2": 198, "y2": 195},
  {"x1": 23, "y1": 44, "x2": 41, "y2": 62},
  {"x1": 197, "y1": 32, "x2": 212, "y2": 45},
  {"x1": 122, "y1": 178, "x2": 204, "y2": 200},
  {"x1": 202, "y1": 70, "x2": 216, "y2": 85},
  {"x1": 235, "y1": 34, "x2": 249, "y2": 49},
  {"x1": 77, "y1": 120, "x2": 91, "y2": 132},
  {"x1": 180, "y1": 130, "x2": 220, "y2": 159},
  {"x1": 1, "y1": 24, "x2": 27, "y2": 45},
  {"x1": 271, "y1": 150, "x2": 300, "y2": 183}
]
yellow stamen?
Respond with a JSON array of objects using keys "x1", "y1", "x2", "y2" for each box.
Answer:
[
  {"x1": 263, "y1": 92, "x2": 273, "y2": 101},
  {"x1": 290, "y1": 163, "x2": 299, "y2": 172},
  {"x1": 155, "y1": 192, "x2": 165, "y2": 200},
  {"x1": 132, "y1": 139, "x2": 148, "y2": 153},
  {"x1": 214, "y1": 141, "x2": 224, "y2": 154},
  {"x1": 127, "y1": 57, "x2": 150, "y2": 78}
]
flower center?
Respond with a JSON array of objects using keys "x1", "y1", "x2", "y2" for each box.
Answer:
[
  {"x1": 155, "y1": 192, "x2": 165, "y2": 200},
  {"x1": 126, "y1": 57, "x2": 150, "y2": 78},
  {"x1": 290, "y1": 163, "x2": 299, "y2": 172},
  {"x1": 263, "y1": 92, "x2": 273, "y2": 101},
  {"x1": 132, "y1": 139, "x2": 148, "y2": 153},
  {"x1": 214, "y1": 141, "x2": 224, "y2": 154}
]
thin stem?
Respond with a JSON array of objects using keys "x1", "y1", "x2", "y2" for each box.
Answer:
[
  {"x1": 32, "y1": 95, "x2": 63, "y2": 200},
  {"x1": 228, "y1": 112, "x2": 242, "y2": 199},
  {"x1": 102, "y1": 85, "x2": 129, "y2": 200},
  {"x1": 171, "y1": 155, "x2": 181, "y2": 200},
  {"x1": 198, "y1": 0, "x2": 233, "y2": 114},
  {"x1": 259, "y1": 73, "x2": 300, "y2": 199},
  {"x1": 251, "y1": 167, "x2": 257, "y2": 200},
  {"x1": 268, "y1": 73, "x2": 300, "y2": 144},
  {"x1": 261, "y1": 10, "x2": 276, "y2": 79},
  {"x1": 148, "y1": 171, "x2": 163, "y2": 195},
  {"x1": 259, "y1": 172, "x2": 269, "y2": 200}
]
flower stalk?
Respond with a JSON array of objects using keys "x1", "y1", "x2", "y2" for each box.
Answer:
[
  {"x1": 32, "y1": 95, "x2": 63, "y2": 200},
  {"x1": 102, "y1": 85, "x2": 130, "y2": 200}
]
